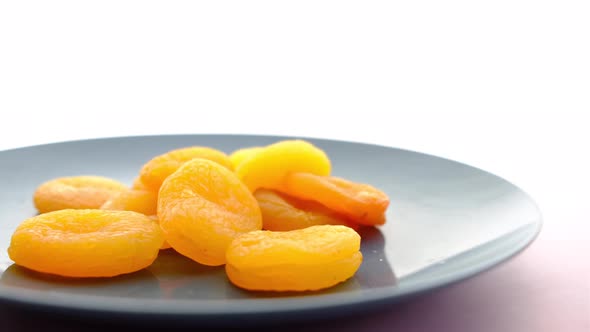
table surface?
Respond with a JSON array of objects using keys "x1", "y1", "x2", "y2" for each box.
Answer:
[{"x1": 0, "y1": 1, "x2": 589, "y2": 331}]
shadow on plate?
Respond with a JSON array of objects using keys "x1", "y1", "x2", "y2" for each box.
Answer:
[
  {"x1": 355, "y1": 226, "x2": 398, "y2": 288},
  {"x1": 147, "y1": 249, "x2": 229, "y2": 299},
  {"x1": 1, "y1": 264, "x2": 162, "y2": 299}
]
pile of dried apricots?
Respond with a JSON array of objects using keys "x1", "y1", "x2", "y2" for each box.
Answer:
[{"x1": 8, "y1": 140, "x2": 390, "y2": 292}]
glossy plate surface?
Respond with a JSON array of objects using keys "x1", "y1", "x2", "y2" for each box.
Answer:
[{"x1": 0, "y1": 135, "x2": 542, "y2": 325}]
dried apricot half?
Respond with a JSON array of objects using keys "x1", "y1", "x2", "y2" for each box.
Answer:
[
  {"x1": 33, "y1": 176, "x2": 128, "y2": 213},
  {"x1": 139, "y1": 146, "x2": 233, "y2": 191},
  {"x1": 254, "y1": 189, "x2": 357, "y2": 231},
  {"x1": 100, "y1": 189, "x2": 158, "y2": 216},
  {"x1": 282, "y1": 172, "x2": 389, "y2": 225},
  {"x1": 8, "y1": 209, "x2": 164, "y2": 277},
  {"x1": 229, "y1": 146, "x2": 263, "y2": 169},
  {"x1": 235, "y1": 140, "x2": 331, "y2": 192},
  {"x1": 158, "y1": 158, "x2": 262, "y2": 266},
  {"x1": 225, "y1": 225, "x2": 362, "y2": 291}
]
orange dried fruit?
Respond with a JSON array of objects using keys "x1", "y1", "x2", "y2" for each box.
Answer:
[
  {"x1": 229, "y1": 146, "x2": 263, "y2": 169},
  {"x1": 254, "y1": 189, "x2": 357, "y2": 231},
  {"x1": 282, "y1": 172, "x2": 390, "y2": 225},
  {"x1": 225, "y1": 225, "x2": 362, "y2": 291},
  {"x1": 100, "y1": 190, "x2": 170, "y2": 250},
  {"x1": 148, "y1": 216, "x2": 172, "y2": 250},
  {"x1": 8, "y1": 209, "x2": 164, "y2": 278},
  {"x1": 100, "y1": 189, "x2": 158, "y2": 216},
  {"x1": 235, "y1": 140, "x2": 331, "y2": 192},
  {"x1": 139, "y1": 146, "x2": 233, "y2": 192},
  {"x1": 159, "y1": 240, "x2": 172, "y2": 250},
  {"x1": 131, "y1": 176, "x2": 150, "y2": 191},
  {"x1": 158, "y1": 158, "x2": 262, "y2": 266},
  {"x1": 33, "y1": 176, "x2": 128, "y2": 213}
]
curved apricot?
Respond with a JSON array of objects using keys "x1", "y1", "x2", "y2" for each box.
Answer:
[
  {"x1": 282, "y1": 172, "x2": 389, "y2": 225},
  {"x1": 8, "y1": 209, "x2": 164, "y2": 277},
  {"x1": 254, "y1": 189, "x2": 357, "y2": 231},
  {"x1": 100, "y1": 189, "x2": 158, "y2": 216},
  {"x1": 158, "y1": 158, "x2": 262, "y2": 266},
  {"x1": 225, "y1": 225, "x2": 362, "y2": 291},
  {"x1": 229, "y1": 147, "x2": 263, "y2": 169},
  {"x1": 235, "y1": 140, "x2": 331, "y2": 192},
  {"x1": 139, "y1": 146, "x2": 233, "y2": 191},
  {"x1": 33, "y1": 176, "x2": 128, "y2": 213}
]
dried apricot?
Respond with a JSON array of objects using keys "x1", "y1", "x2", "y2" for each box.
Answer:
[
  {"x1": 100, "y1": 189, "x2": 158, "y2": 216},
  {"x1": 225, "y1": 225, "x2": 362, "y2": 291},
  {"x1": 131, "y1": 176, "x2": 150, "y2": 191},
  {"x1": 158, "y1": 158, "x2": 262, "y2": 266},
  {"x1": 33, "y1": 176, "x2": 128, "y2": 213},
  {"x1": 139, "y1": 146, "x2": 233, "y2": 191},
  {"x1": 8, "y1": 209, "x2": 164, "y2": 277},
  {"x1": 149, "y1": 216, "x2": 172, "y2": 250},
  {"x1": 254, "y1": 189, "x2": 357, "y2": 231},
  {"x1": 229, "y1": 146, "x2": 263, "y2": 169},
  {"x1": 235, "y1": 140, "x2": 331, "y2": 192},
  {"x1": 282, "y1": 172, "x2": 389, "y2": 225},
  {"x1": 100, "y1": 190, "x2": 170, "y2": 250}
]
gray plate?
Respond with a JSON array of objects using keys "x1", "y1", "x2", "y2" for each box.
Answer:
[{"x1": 0, "y1": 135, "x2": 542, "y2": 326}]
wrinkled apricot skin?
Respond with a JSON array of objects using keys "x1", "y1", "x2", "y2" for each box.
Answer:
[
  {"x1": 8, "y1": 209, "x2": 164, "y2": 278},
  {"x1": 283, "y1": 173, "x2": 389, "y2": 225},
  {"x1": 100, "y1": 190, "x2": 170, "y2": 250},
  {"x1": 139, "y1": 146, "x2": 233, "y2": 192},
  {"x1": 100, "y1": 189, "x2": 158, "y2": 216},
  {"x1": 235, "y1": 140, "x2": 331, "y2": 192},
  {"x1": 33, "y1": 176, "x2": 128, "y2": 213},
  {"x1": 229, "y1": 147, "x2": 263, "y2": 169},
  {"x1": 225, "y1": 225, "x2": 362, "y2": 291},
  {"x1": 158, "y1": 158, "x2": 262, "y2": 266},
  {"x1": 254, "y1": 189, "x2": 357, "y2": 231}
]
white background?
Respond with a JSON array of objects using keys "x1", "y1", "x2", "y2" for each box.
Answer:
[{"x1": 0, "y1": 0, "x2": 588, "y2": 265}]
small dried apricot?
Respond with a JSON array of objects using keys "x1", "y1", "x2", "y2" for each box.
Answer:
[
  {"x1": 8, "y1": 209, "x2": 164, "y2": 277},
  {"x1": 229, "y1": 147, "x2": 263, "y2": 169},
  {"x1": 235, "y1": 140, "x2": 331, "y2": 192},
  {"x1": 33, "y1": 176, "x2": 128, "y2": 213},
  {"x1": 282, "y1": 172, "x2": 389, "y2": 225},
  {"x1": 158, "y1": 158, "x2": 262, "y2": 266},
  {"x1": 225, "y1": 225, "x2": 362, "y2": 291},
  {"x1": 139, "y1": 146, "x2": 233, "y2": 191},
  {"x1": 100, "y1": 189, "x2": 158, "y2": 216},
  {"x1": 254, "y1": 189, "x2": 357, "y2": 231}
]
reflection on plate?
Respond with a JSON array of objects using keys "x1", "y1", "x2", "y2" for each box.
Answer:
[{"x1": 0, "y1": 135, "x2": 541, "y2": 325}]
